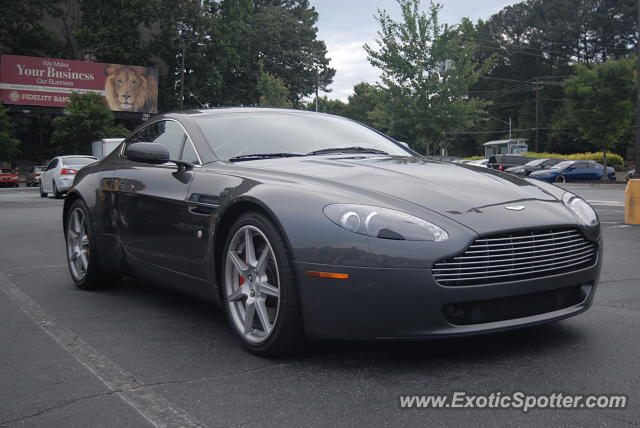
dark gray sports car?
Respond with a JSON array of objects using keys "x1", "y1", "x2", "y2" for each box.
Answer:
[{"x1": 63, "y1": 108, "x2": 602, "y2": 355}]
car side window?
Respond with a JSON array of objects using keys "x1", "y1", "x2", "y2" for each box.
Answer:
[
  {"x1": 147, "y1": 120, "x2": 186, "y2": 160},
  {"x1": 126, "y1": 126, "x2": 151, "y2": 145},
  {"x1": 574, "y1": 162, "x2": 588, "y2": 169},
  {"x1": 46, "y1": 159, "x2": 58, "y2": 170},
  {"x1": 180, "y1": 136, "x2": 200, "y2": 164}
]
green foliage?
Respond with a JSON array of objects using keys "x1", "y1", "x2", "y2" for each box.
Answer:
[
  {"x1": 154, "y1": 0, "x2": 335, "y2": 110},
  {"x1": 258, "y1": 67, "x2": 293, "y2": 108},
  {"x1": 75, "y1": 0, "x2": 156, "y2": 65},
  {"x1": 0, "y1": 104, "x2": 21, "y2": 161},
  {"x1": 467, "y1": 0, "x2": 637, "y2": 154},
  {"x1": 303, "y1": 96, "x2": 348, "y2": 116},
  {"x1": 51, "y1": 93, "x2": 128, "y2": 155},
  {"x1": 0, "y1": 0, "x2": 62, "y2": 56},
  {"x1": 552, "y1": 57, "x2": 635, "y2": 163},
  {"x1": 364, "y1": 0, "x2": 494, "y2": 155}
]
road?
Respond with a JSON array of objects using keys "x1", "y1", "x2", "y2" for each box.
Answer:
[{"x1": 0, "y1": 184, "x2": 638, "y2": 427}]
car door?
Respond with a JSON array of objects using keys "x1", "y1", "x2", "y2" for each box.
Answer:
[
  {"x1": 41, "y1": 158, "x2": 59, "y2": 192},
  {"x1": 114, "y1": 119, "x2": 200, "y2": 274},
  {"x1": 569, "y1": 162, "x2": 588, "y2": 181},
  {"x1": 588, "y1": 161, "x2": 604, "y2": 180}
]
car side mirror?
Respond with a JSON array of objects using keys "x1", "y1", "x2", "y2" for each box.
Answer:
[
  {"x1": 398, "y1": 141, "x2": 410, "y2": 148},
  {"x1": 125, "y1": 142, "x2": 170, "y2": 164},
  {"x1": 568, "y1": 166, "x2": 576, "y2": 171}
]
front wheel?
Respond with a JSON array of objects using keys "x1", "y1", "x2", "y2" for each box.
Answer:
[
  {"x1": 39, "y1": 181, "x2": 48, "y2": 197},
  {"x1": 222, "y1": 212, "x2": 305, "y2": 356},
  {"x1": 555, "y1": 175, "x2": 566, "y2": 183}
]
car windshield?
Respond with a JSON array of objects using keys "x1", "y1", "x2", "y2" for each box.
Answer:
[
  {"x1": 62, "y1": 157, "x2": 96, "y2": 166},
  {"x1": 0, "y1": 169, "x2": 13, "y2": 174},
  {"x1": 524, "y1": 158, "x2": 547, "y2": 167},
  {"x1": 194, "y1": 111, "x2": 411, "y2": 161},
  {"x1": 552, "y1": 161, "x2": 574, "y2": 169}
]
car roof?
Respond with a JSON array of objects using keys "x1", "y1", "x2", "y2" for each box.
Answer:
[
  {"x1": 160, "y1": 107, "x2": 334, "y2": 120},
  {"x1": 61, "y1": 155, "x2": 97, "y2": 159}
]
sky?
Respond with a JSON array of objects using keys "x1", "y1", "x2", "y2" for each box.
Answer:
[{"x1": 309, "y1": 0, "x2": 522, "y2": 101}]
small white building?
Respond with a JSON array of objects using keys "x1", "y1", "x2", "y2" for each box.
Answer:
[{"x1": 483, "y1": 138, "x2": 529, "y2": 158}]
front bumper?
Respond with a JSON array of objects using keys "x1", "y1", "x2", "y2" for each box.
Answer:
[{"x1": 295, "y1": 250, "x2": 601, "y2": 340}]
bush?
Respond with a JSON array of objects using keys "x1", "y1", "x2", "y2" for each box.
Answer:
[{"x1": 464, "y1": 151, "x2": 624, "y2": 170}]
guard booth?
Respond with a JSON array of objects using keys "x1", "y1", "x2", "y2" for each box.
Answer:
[{"x1": 483, "y1": 139, "x2": 529, "y2": 158}]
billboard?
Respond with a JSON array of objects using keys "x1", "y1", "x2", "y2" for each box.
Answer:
[{"x1": 0, "y1": 55, "x2": 158, "y2": 114}]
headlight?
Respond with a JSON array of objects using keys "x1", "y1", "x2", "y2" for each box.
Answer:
[
  {"x1": 562, "y1": 192, "x2": 598, "y2": 227},
  {"x1": 323, "y1": 204, "x2": 448, "y2": 241}
]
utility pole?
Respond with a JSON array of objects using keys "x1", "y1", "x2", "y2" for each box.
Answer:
[
  {"x1": 180, "y1": 39, "x2": 185, "y2": 110},
  {"x1": 534, "y1": 78, "x2": 540, "y2": 152},
  {"x1": 315, "y1": 68, "x2": 319, "y2": 112},
  {"x1": 635, "y1": 0, "x2": 640, "y2": 178},
  {"x1": 509, "y1": 118, "x2": 512, "y2": 140}
]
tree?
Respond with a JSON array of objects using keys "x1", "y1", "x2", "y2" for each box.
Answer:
[
  {"x1": 251, "y1": 0, "x2": 335, "y2": 105},
  {"x1": 0, "y1": 104, "x2": 21, "y2": 161},
  {"x1": 345, "y1": 82, "x2": 384, "y2": 125},
  {"x1": 553, "y1": 57, "x2": 635, "y2": 177},
  {"x1": 75, "y1": 0, "x2": 156, "y2": 65},
  {"x1": 258, "y1": 66, "x2": 293, "y2": 108},
  {"x1": 0, "y1": 0, "x2": 63, "y2": 57},
  {"x1": 51, "y1": 93, "x2": 129, "y2": 154},
  {"x1": 365, "y1": 0, "x2": 493, "y2": 155}
]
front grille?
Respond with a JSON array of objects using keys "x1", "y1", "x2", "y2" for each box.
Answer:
[
  {"x1": 433, "y1": 228, "x2": 598, "y2": 286},
  {"x1": 443, "y1": 284, "x2": 586, "y2": 325}
]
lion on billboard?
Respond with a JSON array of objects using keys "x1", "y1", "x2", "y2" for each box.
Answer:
[{"x1": 104, "y1": 64, "x2": 158, "y2": 113}]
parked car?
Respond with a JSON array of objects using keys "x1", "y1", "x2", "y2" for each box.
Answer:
[
  {"x1": 627, "y1": 169, "x2": 636, "y2": 181},
  {"x1": 529, "y1": 160, "x2": 615, "y2": 183},
  {"x1": 468, "y1": 159, "x2": 489, "y2": 167},
  {"x1": 40, "y1": 155, "x2": 98, "y2": 198},
  {"x1": 63, "y1": 108, "x2": 602, "y2": 356},
  {"x1": 0, "y1": 168, "x2": 19, "y2": 187},
  {"x1": 26, "y1": 166, "x2": 47, "y2": 187},
  {"x1": 487, "y1": 154, "x2": 535, "y2": 171},
  {"x1": 506, "y1": 158, "x2": 563, "y2": 176}
]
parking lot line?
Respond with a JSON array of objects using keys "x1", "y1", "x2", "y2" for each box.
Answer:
[{"x1": 0, "y1": 270, "x2": 208, "y2": 428}]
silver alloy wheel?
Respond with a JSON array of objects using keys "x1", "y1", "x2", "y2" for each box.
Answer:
[
  {"x1": 224, "y1": 225, "x2": 281, "y2": 344},
  {"x1": 66, "y1": 207, "x2": 90, "y2": 281}
]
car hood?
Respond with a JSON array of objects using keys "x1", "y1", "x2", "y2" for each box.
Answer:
[{"x1": 234, "y1": 155, "x2": 577, "y2": 234}]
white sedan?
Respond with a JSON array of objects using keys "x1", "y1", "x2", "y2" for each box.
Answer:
[{"x1": 40, "y1": 155, "x2": 98, "y2": 199}]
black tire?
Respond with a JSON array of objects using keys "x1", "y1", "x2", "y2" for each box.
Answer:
[
  {"x1": 221, "y1": 211, "x2": 305, "y2": 356},
  {"x1": 64, "y1": 199, "x2": 114, "y2": 289},
  {"x1": 39, "y1": 181, "x2": 48, "y2": 197},
  {"x1": 555, "y1": 175, "x2": 566, "y2": 183},
  {"x1": 53, "y1": 181, "x2": 63, "y2": 199}
]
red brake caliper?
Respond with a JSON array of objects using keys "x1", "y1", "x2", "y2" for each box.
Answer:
[{"x1": 239, "y1": 256, "x2": 246, "y2": 286}]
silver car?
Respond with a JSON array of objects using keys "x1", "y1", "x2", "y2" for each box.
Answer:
[{"x1": 40, "y1": 156, "x2": 98, "y2": 199}]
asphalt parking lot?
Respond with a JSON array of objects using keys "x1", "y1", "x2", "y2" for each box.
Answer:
[{"x1": 0, "y1": 184, "x2": 638, "y2": 427}]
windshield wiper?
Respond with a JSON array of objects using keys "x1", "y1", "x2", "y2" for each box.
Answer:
[
  {"x1": 306, "y1": 146, "x2": 389, "y2": 156},
  {"x1": 228, "y1": 153, "x2": 306, "y2": 162}
]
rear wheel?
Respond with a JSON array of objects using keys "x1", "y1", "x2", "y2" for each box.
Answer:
[
  {"x1": 39, "y1": 181, "x2": 48, "y2": 197},
  {"x1": 65, "y1": 200, "x2": 112, "y2": 289},
  {"x1": 53, "y1": 181, "x2": 63, "y2": 199},
  {"x1": 222, "y1": 212, "x2": 305, "y2": 356}
]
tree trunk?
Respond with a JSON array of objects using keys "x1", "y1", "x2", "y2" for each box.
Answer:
[{"x1": 602, "y1": 150, "x2": 608, "y2": 181}]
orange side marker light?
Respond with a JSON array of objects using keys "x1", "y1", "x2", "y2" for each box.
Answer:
[{"x1": 306, "y1": 271, "x2": 349, "y2": 279}]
